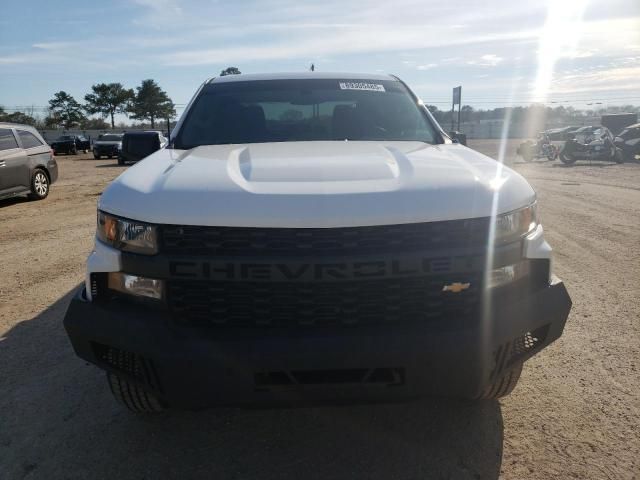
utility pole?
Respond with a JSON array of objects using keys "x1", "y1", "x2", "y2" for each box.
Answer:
[{"x1": 451, "y1": 86, "x2": 462, "y2": 132}]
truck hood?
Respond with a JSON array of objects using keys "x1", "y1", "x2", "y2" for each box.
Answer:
[{"x1": 99, "y1": 141, "x2": 535, "y2": 227}]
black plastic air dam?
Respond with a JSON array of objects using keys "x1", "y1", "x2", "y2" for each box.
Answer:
[{"x1": 63, "y1": 278, "x2": 571, "y2": 408}]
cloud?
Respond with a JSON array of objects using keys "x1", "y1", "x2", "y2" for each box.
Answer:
[
  {"x1": 550, "y1": 65, "x2": 640, "y2": 95},
  {"x1": 162, "y1": 28, "x2": 535, "y2": 66},
  {"x1": 467, "y1": 54, "x2": 503, "y2": 66},
  {"x1": 32, "y1": 42, "x2": 74, "y2": 51},
  {"x1": 417, "y1": 64, "x2": 437, "y2": 70}
]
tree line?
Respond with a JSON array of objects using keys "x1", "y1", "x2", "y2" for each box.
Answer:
[
  {"x1": 427, "y1": 103, "x2": 640, "y2": 127},
  {"x1": 3, "y1": 65, "x2": 636, "y2": 131},
  {"x1": 0, "y1": 68, "x2": 243, "y2": 131},
  {"x1": 0, "y1": 79, "x2": 175, "y2": 130}
]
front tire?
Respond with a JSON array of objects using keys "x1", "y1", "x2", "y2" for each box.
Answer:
[
  {"x1": 560, "y1": 151, "x2": 577, "y2": 165},
  {"x1": 29, "y1": 169, "x2": 50, "y2": 200},
  {"x1": 476, "y1": 363, "x2": 523, "y2": 399},
  {"x1": 93, "y1": 153, "x2": 100, "y2": 159},
  {"x1": 107, "y1": 373, "x2": 165, "y2": 413},
  {"x1": 117, "y1": 156, "x2": 124, "y2": 165},
  {"x1": 614, "y1": 149, "x2": 624, "y2": 164}
]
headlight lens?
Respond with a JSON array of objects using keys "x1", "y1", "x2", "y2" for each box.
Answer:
[
  {"x1": 494, "y1": 203, "x2": 537, "y2": 243},
  {"x1": 97, "y1": 211, "x2": 158, "y2": 254}
]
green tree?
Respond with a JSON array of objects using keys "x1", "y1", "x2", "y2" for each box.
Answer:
[
  {"x1": 128, "y1": 79, "x2": 175, "y2": 129},
  {"x1": 460, "y1": 105, "x2": 475, "y2": 123},
  {"x1": 80, "y1": 117, "x2": 110, "y2": 129},
  {"x1": 220, "y1": 66, "x2": 241, "y2": 76},
  {"x1": 48, "y1": 91, "x2": 86, "y2": 129},
  {"x1": 0, "y1": 106, "x2": 37, "y2": 126},
  {"x1": 84, "y1": 83, "x2": 134, "y2": 129}
]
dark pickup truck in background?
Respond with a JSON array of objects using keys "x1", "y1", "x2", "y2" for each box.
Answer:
[
  {"x1": 117, "y1": 131, "x2": 167, "y2": 165},
  {"x1": 50, "y1": 135, "x2": 91, "y2": 155}
]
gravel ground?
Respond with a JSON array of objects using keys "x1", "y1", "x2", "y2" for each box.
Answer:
[{"x1": 0, "y1": 142, "x2": 638, "y2": 480}]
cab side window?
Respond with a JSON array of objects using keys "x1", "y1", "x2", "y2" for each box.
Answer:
[
  {"x1": 0, "y1": 129, "x2": 19, "y2": 151},
  {"x1": 17, "y1": 130, "x2": 44, "y2": 149}
]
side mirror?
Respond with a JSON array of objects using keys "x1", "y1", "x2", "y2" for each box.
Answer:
[{"x1": 449, "y1": 131, "x2": 467, "y2": 146}]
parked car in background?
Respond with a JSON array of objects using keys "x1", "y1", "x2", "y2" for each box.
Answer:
[
  {"x1": 117, "y1": 131, "x2": 167, "y2": 165},
  {"x1": 50, "y1": 134, "x2": 90, "y2": 155},
  {"x1": 545, "y1": 126, "x2": 582, "y2": 141},
  {"x1": 0, "y1": 123, "x2": 58, "y2": 201},
  {"x1": 614, "y1": 123, "x2": 640, "y2": 162},
  {"x1": 560, "y1": 126, "x2": 622, "y2": 164},
  {"x1": 93, "y1": 133, "x2": 123, "y2": 159}
]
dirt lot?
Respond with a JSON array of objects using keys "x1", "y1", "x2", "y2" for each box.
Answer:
[{"x1": 1, "y1": 142, "x2": 638, "y2": 479}]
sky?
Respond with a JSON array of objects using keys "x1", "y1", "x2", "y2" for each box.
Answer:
[{"x1": 1, "y1": 0, "x2": 639, "y2": 118}]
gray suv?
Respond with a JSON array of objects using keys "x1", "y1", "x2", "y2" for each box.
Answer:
[{"x1": 0, "y1": 123, "x2": 58, "y2": 201}]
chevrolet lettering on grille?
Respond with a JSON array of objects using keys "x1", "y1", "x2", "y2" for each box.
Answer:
[{"x1": 167, "y1": 255, "x2": 484, "y2": 282}]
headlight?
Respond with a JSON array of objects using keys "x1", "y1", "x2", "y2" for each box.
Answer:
[
  {"x1": 97, "y1": 211, "x2": 158, "y2": 254},
  {"x1": 494, "y1": 203, "x2": 537, "y2": 243}
]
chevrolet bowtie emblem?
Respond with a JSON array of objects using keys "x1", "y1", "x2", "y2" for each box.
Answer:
[{"x1": 442, "y1": 282, "x2": 471, "y2": 293}]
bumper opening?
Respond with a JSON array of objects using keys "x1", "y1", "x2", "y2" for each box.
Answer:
[
  {"x1": 254, "y1": 367, "x2": 405, "y2": 390},
  {"x1": 91, "y1": 342, "x2": 162, "y2": 392}
]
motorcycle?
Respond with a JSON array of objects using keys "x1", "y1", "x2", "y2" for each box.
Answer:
[
  {"x1": 517, "y1": 133, "x2": 559, "y2": 162},
  {"x1": 559, "y1": 126, "x2": 623, "y2": 165}
]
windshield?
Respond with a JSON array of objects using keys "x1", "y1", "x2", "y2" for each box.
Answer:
[
  {"x1": 175, "y1": 79, "x2": 439, "y2": 148},
  {"x1": 99, "y1": 134, "x2": 123, "y2": 141},
  {"x1": 57, "y1": 136, "x2": 73, "y2": 141}
]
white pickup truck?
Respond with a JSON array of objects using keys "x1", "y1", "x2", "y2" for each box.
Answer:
[{"x1": 64, "y1": 72, "x2": 571, "y2": 412}]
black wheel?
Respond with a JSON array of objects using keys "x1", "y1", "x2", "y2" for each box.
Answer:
[
  {"x1": 107, "y1": 373, "x2": 165, "y2": 413},
  {"x1": 28, "y1": 169, "x2": 49, "y2": 200},
  {"x1": 108, "y1": 154, "x2": 113, "y2": 159},
  {"x1": 93, "y1": 153, "x2": 100, "y2": 159},
  {"x1": 560, "y1": 151, "x2": 577, "y2": 165},
  {"x1": 72, "y1": 147, "x2": 78, "y2": 155},
  {"x1": 614, "y1": 149, "x2": 624, "y2": 164},
  {"x1": 476, "y1": 363, "x2": 523, "y2": 399},
  {"x1": 117, "y1": 156, "x2": 124, "y2": 165}
]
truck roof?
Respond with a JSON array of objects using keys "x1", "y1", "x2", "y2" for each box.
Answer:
[{"x1": 208, "y1": 72, "x2": 397, "y2": 84}]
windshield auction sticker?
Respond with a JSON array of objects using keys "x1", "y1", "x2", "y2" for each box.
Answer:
[{"x1": 339, "y1": 82, "x2": 386, "y2": 92}]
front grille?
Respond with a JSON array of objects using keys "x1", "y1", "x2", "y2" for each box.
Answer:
[
  {"x1": 161, "y1": 219, "x2": 490, "y2": 257},
  {"x1": 167, "y1": 274, "x2": 482, "y2": 328}
]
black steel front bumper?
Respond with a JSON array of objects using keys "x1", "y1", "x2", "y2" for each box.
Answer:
[{"x1": 63, "y1": 278, "x2": 571, "y2": 408}]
